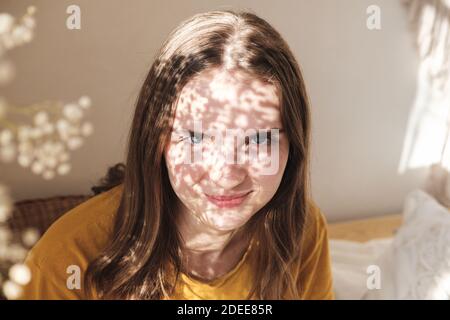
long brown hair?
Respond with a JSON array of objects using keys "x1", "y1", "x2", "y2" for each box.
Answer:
[{"x1": 85, "y1": 10, "x2": 312, "y2": 299}]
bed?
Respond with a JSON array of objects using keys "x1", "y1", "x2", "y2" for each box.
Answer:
[
  {"x1": 327, "y1": 213, "x2": 403, "y2": 242},
  {"x1": 326, "y1": 213, "x2": 403, "y2": 299},
  {"x1": 327, "y1": 191, "x2": 450, "y2": 300}
]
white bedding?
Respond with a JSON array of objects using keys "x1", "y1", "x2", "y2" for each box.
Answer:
[
  {"x1": 330, "y1": 189, "x2": 450, "y2": 300},
  {"x1": 330, "y1": 238, "x2": 393, "y2": 300}
]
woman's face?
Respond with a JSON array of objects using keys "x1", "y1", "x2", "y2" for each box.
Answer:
[{"x1": 164, "y1": 67, "x2": 289, "y2": 232}]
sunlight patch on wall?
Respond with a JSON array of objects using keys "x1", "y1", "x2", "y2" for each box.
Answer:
[{"x1": 398, "y1": 1, "x2": 450, "y2": 174}]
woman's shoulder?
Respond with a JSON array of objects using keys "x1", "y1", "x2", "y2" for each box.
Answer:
[
  {"x1": 303, "y1": 200, "x2": 328, "y2": 238},
  {"x1": 299, "y1": 200, "x2": 330, "y2": 264},
  {"x1": 17, "y1": 184, "x2": 124, "y2": 299},
  {"x1": 24, "y1": 184, "x2": 123, "y2": 277},
  {"x1": 297, "y1": 200, "x2": 334, "y2": 299}
]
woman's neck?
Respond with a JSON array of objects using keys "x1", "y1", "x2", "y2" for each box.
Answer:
[{"x1": 176, "y1": 206, "x2": 252, "y2": 281}]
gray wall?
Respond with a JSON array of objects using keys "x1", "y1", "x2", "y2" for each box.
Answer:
[{"x1": 0, "y1": 0, "x2": 427, "y2": 222}]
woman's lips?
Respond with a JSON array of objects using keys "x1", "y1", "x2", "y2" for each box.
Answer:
[{"x1": 205, "y1": 191, "x2": 252, "y2": 208}]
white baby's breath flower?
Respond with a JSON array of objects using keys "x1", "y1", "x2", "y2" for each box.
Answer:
[
  {"x1": 0, "y1": 204, "x2": 12, "y2": 222},
  {"x1": 34, "y1": 111, "x2": 49, "y2": 127},
  {"x1": 22, "y1": 228, "x2": 39, "y2": 247},
  {"x1": 67, "y1": 137, "x2": 83, "y2": 150},
  {"x1": 0, "y1": 13, "x2": 15, "y2": 34},
  {"x1": 56, "y1": 119, "x2": 69, "y2": 130},
  {"x1": 17, "y1": 154, "x2": 32, "y2": 167},
  {"x1": 42, "y1": 170, "x2": 55, "y2": 180},
  {"x1": 17, "y1": 143, "x2": 33, "y2": 165},
  {"x1": 0, "y1": 129, "x2": 13, "y2": 145},
  {"x1": 2, "y1": 280, "x2": 22, "y2": 300},
  {"x1": 8, "y1": 264, "x2": 31, "y2": 285},
  {"x1": 27, "y1": 6, "x2": 37, "y2": 15},
  {"x1": 22, "y1": 16, "x2": 35, "y2": 29},
  {"x1": 63, "y1": 104, "x2": 83, "y2": 122},
  {"x1": 57, "y1": 163, "x2": 71, "y2": 175},
  {"x1": 0, "y1": 7, "x2": 36, "y2": 60},
  {"x1": 42, "y1": 155, "x2": 57, "y2": 169},
  {"x1": 78, "y1": 96, "x2": 92, "y2": 109},
  {"x1": 19, "y1": 26, "x2": 32, "y2": 43},
  {"x1": 56, "y1": 119, "x2": 70, "y2": 140},
  {"x1": 29, "y1": 127, "x2": 43, "y2": 139},
  {"x1": 11, "y1": 26, "x2": 27, "y2": 44},
  {"x1": 81, "y1": 122, "x2": 94, "y2": 136},
  {"x1": 31, "y1": 160, "x2": 44, "y2": 174},
  {"x1": 17, "y1": 125, "x2": 32, "y2": 142},
  {"x1": 30, "y1": 141, "x2": 67, "y2": 178},
  {"x1": 0, "y1": 92, "x2": 92, "y2": 182},
  {"x1": 0, "y1": 204, "x2": 13, "y2": 224}
]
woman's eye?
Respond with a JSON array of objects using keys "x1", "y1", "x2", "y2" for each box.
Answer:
[
  {"x1": 176, "y1": 130, "x2": 206, "y2": 145},
  {"x1": 188, "y1": 131, "x2": 203, "y2": 144},
  {"x1": 177, "y1": 130, "x2": 276, "y2": 146}
]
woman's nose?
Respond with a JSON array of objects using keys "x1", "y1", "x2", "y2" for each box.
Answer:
[
  {"x1": 208, "y1": 138, "x2": 247, "y2": 189},
  {"x1": 209, "y1": 162, "x2": 247, "y2": 189}
]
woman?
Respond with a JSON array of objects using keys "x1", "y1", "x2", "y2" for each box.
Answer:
[{"x1": 19, "y1": 10, "x2": 334, "y2": 300}]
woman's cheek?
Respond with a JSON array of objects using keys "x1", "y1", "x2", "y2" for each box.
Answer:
[
  {"x1": 176, "y1": 164, "x2": 206, "y2": 187},
  {"x1": 166, "y1": 152, "x2": 206, "y2": 191}
]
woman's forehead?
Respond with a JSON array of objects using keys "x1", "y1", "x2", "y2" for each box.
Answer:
[{"x1": 173, "y1": 68, "x2": 282, "y2": 131}]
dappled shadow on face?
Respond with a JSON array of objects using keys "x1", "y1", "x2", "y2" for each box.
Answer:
[{"x1": 164, "y1": 67, "x2": 289, "y2": 249}]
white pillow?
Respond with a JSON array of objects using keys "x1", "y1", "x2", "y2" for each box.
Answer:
[{"x1": 363, "y1": 189, "x2": 450, "y2": 299}]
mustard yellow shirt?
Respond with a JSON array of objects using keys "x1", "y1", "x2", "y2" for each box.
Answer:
[{"x1": 18, "y1": 184, "x2": 334, "y2": 300}]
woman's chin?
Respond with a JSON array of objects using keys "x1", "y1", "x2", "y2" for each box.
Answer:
[{"x1": 207, "y1": 215, "x2": 248, "y2": 232}]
